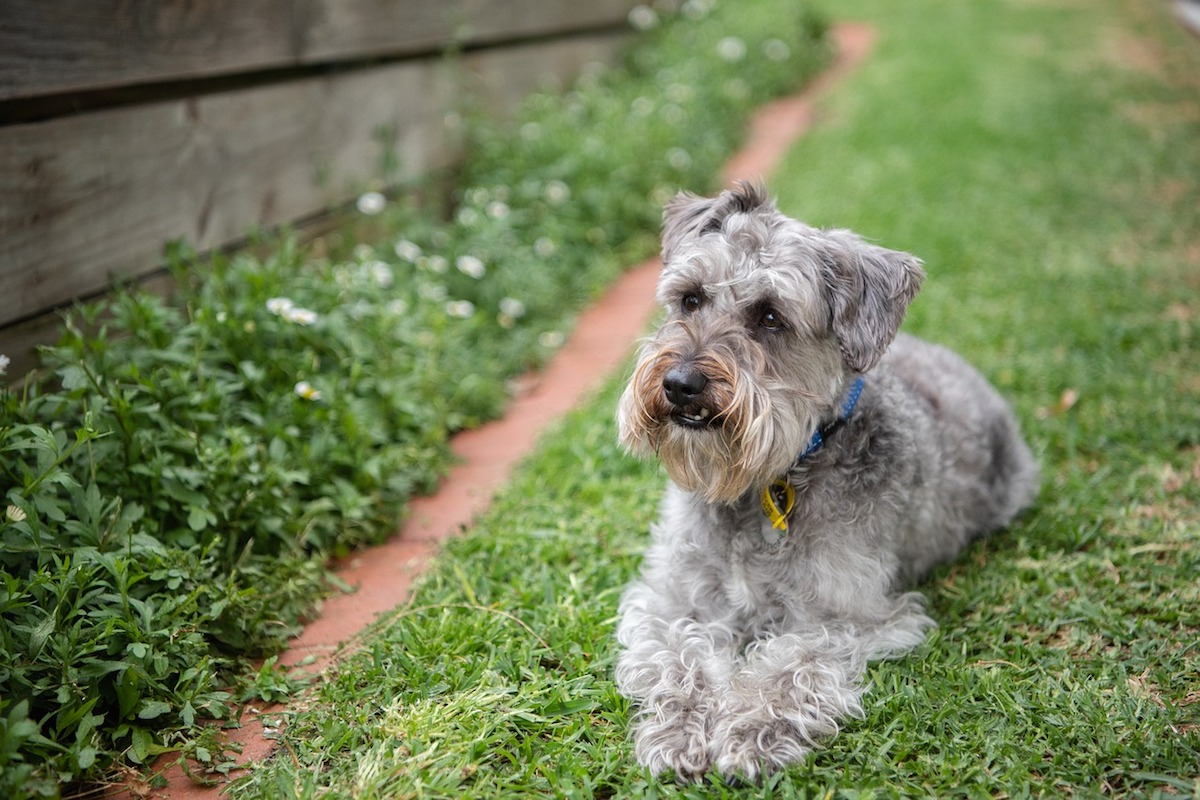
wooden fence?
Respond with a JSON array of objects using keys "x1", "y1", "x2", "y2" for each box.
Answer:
[{"x1": 0, "y1": 0, "x2": 639, "y2": 370}]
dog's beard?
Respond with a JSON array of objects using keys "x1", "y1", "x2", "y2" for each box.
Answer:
[{"x1": 617, "y1": 347, "x2": 818, "y2": 504}]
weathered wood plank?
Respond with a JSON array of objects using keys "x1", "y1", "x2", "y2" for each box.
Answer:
[
  {"x1": 0, "y1": 32, "x2": 629, "y2": 334},
  {"x1": 0, "y1": 61, "x2": 454, "y2": 330},
  {"x1": 0, "y1": 0, "x2": 638, "y2": 101}
]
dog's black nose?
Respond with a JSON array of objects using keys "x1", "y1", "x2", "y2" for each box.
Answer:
[{"x1": 663, "y1": 366, "x2": 708, "y2": 407}]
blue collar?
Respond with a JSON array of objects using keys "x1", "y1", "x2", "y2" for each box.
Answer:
[
  {"x1": 795, "y1": 377, "x2": 865, "y2": 461},
  {"x1": 760, "y1": 378, "x2": 867, "y2": 539}
]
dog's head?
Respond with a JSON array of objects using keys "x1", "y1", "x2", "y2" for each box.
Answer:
[{"x1": 617, "y1": 182, "x2": 924, "y2": 503}]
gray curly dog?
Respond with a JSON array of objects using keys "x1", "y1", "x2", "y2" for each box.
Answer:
[{"x1": 615, "y1": 182, "x2": 1038, "y2": 780}]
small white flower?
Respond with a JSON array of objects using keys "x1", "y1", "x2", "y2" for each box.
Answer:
[
  {"x1": 499, "y1": 298, "x2": 526, "y2": 319},
  {"x1": 266, "y1": 297, "x2": 294, "y2": 316},
  {"x1": 456, "y1": 207, "x2": 481, "y2": 227},
  {"x1": 352, "y1": 244, "x2": 375, "y2": 261},
  {"x1": 367, "y1": 261, "x2": 394, "y2": 287},
  {"x1": 0, "y1": 354, "x2": 9, "y2": 375},
  {"x1": 422, "y1": 255, "x2": 449, "y2": 274},
  {"x1": 387, "y1": 299, "x2": 409, "y2": 316},
  {"x1": 534, "y1": 237, "x2": 557, "y2": 258},
  {"x1": 486, "y1": 201, "x2": 510, "y2": 220},
  {"x1": 356, "y1": 191, "x2": 386, "y2": 215},
  {"x1": 682, "y1": 0, "x2": 712, "y2": 20},
  {"x1": 544, "y1": 180, "x2": 570, "y2": 205},
  {"x1": 283, "y1": 306, "x2": 318, "y2": 326},
  {"x1": 445, "y1": 300, "x2": 476, "y2": 319},
  {"x1": 294, "y1": 381, "x2": 322, "y2": 401},
  {"x1": 394, "y1": 239, "x2": 423, "y2": 262},
  {"x1": 717, "y1": 37, "x2": 747, "y2": 63},
  {"x1": 763, "y1": 38, "x2": 792, "y2": 62},
  {"x1": 628, "y1": 5, "x2": 659, "y2": 31},
  {"x1": 667, "y1": 147, "x2": 692, "y2": 170},
  {"x1": 456, "y1": 255, "x2": 486, "y2": 280},
  {"x1": 539, "y1": 330, "x2": 565, "y2": 349},
  {"x1": 5, "y1": 505, "x2": 26, "y2": 523}
]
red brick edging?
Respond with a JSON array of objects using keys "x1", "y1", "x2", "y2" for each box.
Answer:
[{"x1": 111, "y1": 22, "x2": 875, "y2": 799}]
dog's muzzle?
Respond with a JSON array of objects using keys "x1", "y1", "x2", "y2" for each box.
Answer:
[{"x1": 663, "y1": 365, "x2": 714, "y2": 428}]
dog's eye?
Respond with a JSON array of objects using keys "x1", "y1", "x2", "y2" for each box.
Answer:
[
  {"x1": 681, "y1": 294, "x2": 702, "y2": 314},
  {"x1": 759, "y1": 308, "x2": 784, "y2": 331}
]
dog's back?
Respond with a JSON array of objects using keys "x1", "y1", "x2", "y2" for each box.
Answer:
[{"x1": 879, "y1": 333, "x2": 1039, "y2": 580}]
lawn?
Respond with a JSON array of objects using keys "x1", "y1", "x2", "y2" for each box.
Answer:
[{"x1": 226, "y1": 0, "x2": 1200, "y2": 796}]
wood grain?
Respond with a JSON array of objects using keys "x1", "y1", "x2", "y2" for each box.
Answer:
[{"x1": 0, "y1": 0, "x2": 637, "y2": 101}]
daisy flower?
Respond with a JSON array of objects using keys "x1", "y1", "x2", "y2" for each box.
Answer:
[
  {"x1": 356, "y1": 191, "x2": 386, "y2": 215},
  {"x1": 456, "y1": 255, "x2": 486, "y2": 280},
  {"x1": 283, "y1": 307, "x2": 318, "y2": 325},
  {"x1": 446, "y1": 300, "x2": 476, "y2": 319},
  {"x1": 294, "y1": 381, "x2": 322, "y2": 401},
  {"x1": 266, "y1": 297, "x2": 294, "y2": 315}
]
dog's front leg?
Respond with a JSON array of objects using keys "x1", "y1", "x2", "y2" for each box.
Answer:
[
  {"x1": 705, "y1": 631, "x2": 867, "y2": 779},
  {"x1": 708, "y1": 593, "x2": 935, "y2": 780},
  {"x1": 615, "y1": 579, "x2": 738, "y2": 779}
]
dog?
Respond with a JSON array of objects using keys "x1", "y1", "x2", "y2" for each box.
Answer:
[{"x1": 614, "y1": 182, "x2": 1038, "y2": 780}]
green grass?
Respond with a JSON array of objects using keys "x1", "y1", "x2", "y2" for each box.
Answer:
[{"x1": 234, "y1": 0, "x2": 1198, "y2": 795}]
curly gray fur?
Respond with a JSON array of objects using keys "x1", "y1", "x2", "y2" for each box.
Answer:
[{"x1": 615, "y1": 182, "x2": 1038, "y2": 780}]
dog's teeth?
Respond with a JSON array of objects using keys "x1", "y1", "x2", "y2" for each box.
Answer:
[{"x1": 671, "y1": 407, "x2": 712, "y2": 427}]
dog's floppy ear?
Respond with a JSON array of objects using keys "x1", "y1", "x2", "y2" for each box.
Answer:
[
  {"x1": 820, "y1": 233, "x2": 925, "y2": 373},
  {"x1": 662, "y1": 181, "x2": 770, "y2": 262}
]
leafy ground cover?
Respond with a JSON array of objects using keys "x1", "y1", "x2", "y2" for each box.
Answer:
[
  {"x1": 228, "y1": 0, "x2": 1200, "y2": 796},
  {"x1": 0, "y1": 2, "x2": 829, "y2": 796}
]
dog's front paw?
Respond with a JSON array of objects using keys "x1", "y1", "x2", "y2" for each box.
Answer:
[
  {"x1": 631, "y1": 698, "x2": 715, "y2": 781},
  {"x1": 710, "y1": 716, "x2": 814, "y2": 780},
  {"x1": 709, "y1": 677, "x2": 850, "y2": 780}
]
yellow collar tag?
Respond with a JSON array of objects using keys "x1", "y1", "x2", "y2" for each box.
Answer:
[{"x1": 760, "y1": 479, "x2": 795, "y2": 532}]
